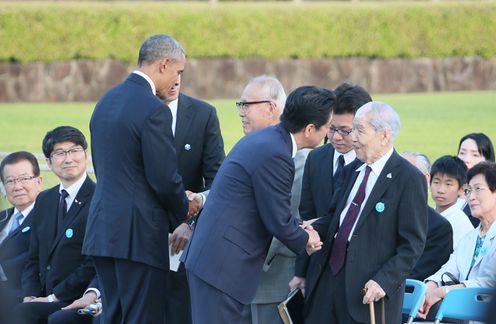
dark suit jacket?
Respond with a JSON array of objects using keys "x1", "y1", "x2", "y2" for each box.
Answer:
[
  {"x1": 21, "y1": 177, "x2": 96, "y2": 302},
  {"x1": 410, "y1": 207, "x2": 453, "y2": 280},
  {"x1": 83, "y1": 73, "x2": 189, "y2": 271},
  {"x1": 295, "y1": 145, "x2": 361, "y2": 277},
  {"x1": 0, "y1": 207, "x2": 34, "y2": 297},
  {"x1": 306, "y1": 150, "x2": 428, "y2": 323},
  {"x1": 170, "y1": 93, "x2": 225, "y2": 230},
  {"x1": 183, "y1": 124, "x2": 309, "y2": 304}
]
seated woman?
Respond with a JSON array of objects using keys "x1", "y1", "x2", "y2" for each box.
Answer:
[
  {"x1": 457, "y1": 133, "x2": 495, "y2": 226},
  {"x1": 418, "y1": 162, "x2": 496, "y2": 320}
]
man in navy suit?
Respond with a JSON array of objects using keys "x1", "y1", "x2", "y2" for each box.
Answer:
[
  {"x1": 291, "y1": 83, "x2": 371, "y2": 294},
  {"x1": 304, "y1": 102, "x2": 428, "y2": 323},
  {"x1": 164, "y1": 73, "x2": 225, "y2": 324},
  {"x1": 83, "y1": 34, "x2": 189, "y2": 324},
  {"x1": 183, "y1": 85, "x2": 334, "y2": 323},
  {"x1": 0, "y1": 151, "x2": 42, "y2": 323},
  {"x1": 13, "y1": 126, "x2": 96, "y2": 323}
]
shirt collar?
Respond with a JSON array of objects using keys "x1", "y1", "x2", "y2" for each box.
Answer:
[
  {"x1": 13, "y1": 201, "x2": 35, "y2": 224},
  {"x1": 59, "y1": 173, "x2": 87, "y2": 200},
  {"x1": 132, "y1": 70, "x2": 156, "y2": 96},
  {"x1": 355, "y1": 147, "x2": 394, "y2": 177},
  {"x1": 289, "y1": 133, "x2": 297, "y2": 158},
  {"x1": 334, "y1": 149, "x2": 356, "y2": 166}
]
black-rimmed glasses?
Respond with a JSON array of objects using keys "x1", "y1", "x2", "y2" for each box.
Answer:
[
  {"x1": 329, "y1": 126, "x2": 353, "y2": 136},
  {"x1": 3, "y1": 175, "x2": 38, "y2": 188},
  {"x1": 235, "y1": 100, "x2": 272, "y2": 112}
]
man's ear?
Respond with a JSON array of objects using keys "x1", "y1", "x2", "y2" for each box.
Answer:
[{"x1": 158, "y1": 58, "x2": 170, "y2": 73}]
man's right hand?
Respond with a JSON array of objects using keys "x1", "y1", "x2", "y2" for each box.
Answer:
[
  {"x1": 289, "y1": 276, "x2": 306, "y2": 296},
  {"x1": 304, "y1": 225, "x2": 322, "y2": 255},
  {"x1": 23, "y1": 296, "x2": 36, "y2": 302},
  {"x1": 62, "y1": 291, "x2": 98, "y2": 310}
]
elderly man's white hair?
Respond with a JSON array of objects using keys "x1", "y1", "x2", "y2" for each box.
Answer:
[
  {"x1": 246, "y1": 75, "x2": 286, "y2": 115},
  {"x1": 355, "y1": 101, "x2": 401, "y2": 140},
  {"x1": 400, "y1": 152, "x2": 431, "y2": 174}
]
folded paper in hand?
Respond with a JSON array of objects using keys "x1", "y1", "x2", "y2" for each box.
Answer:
[{"x1": 278, "y1": 288, "x2": 304, "y2": 324}]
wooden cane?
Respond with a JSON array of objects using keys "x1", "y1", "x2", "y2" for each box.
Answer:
[{"x1": 362, "y1": 288, "x2": 376, "y2": 324}]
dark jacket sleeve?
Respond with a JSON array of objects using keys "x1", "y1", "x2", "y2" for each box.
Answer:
[
  {"x1": 21, "y1": 212, "x2": 43, "y2": 298},
  {"x1": 142, "y1": 107, "x2": 189, "y2": 222},
  {"x1": 52, "y1": 256, "x2": 96, "y2": 301}
]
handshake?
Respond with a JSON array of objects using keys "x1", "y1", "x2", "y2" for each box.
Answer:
[{"x1": 302, "y1": 220, "x2": 322, "y2": 255}]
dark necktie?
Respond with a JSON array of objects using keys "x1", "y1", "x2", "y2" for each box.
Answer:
[
  {"x1": 57, "y1": 189, "x2": 69, "y2": 233},
  {"x1": 334, "y1": 155, "x2": 345, "y2": 182},
  {"x1": 329, "y1": 166, "x2": 372, "y2": 275}
]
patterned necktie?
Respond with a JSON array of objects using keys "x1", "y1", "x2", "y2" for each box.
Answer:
[
  {"x1": 57, "y1": 189, "x2": 69, "y2": 233},
  {"x1": 329, "y1": 166, "x2": 372, "y2": 275},
  {"x1": 9, "y1": 211, "x2": 23, "y2": 234}
]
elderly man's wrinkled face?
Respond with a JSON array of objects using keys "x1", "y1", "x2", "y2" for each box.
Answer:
[{"x1": 352, "y1": 114, "x2": 387, "y2": 164}]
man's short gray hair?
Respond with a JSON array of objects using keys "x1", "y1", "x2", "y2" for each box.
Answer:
[
  {"x1": 247, "y1": 75, "x2": 286, "y2": 114},
  {"x1": 355, "y1": 101, "x2": 401, "y2": 140},
  {"x1": 401, "y1": 152, "x2": 431, "y2": 174},
  {"x1": 138, "y1": 34, "x2": 185, "y2": 66}
]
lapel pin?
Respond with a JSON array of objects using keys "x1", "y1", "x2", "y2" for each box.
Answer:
[
  {"x1": 22, "y1": 226, "x2": 31, "y2": 233},
  {"x1": 184, "y1": 144, "x2": 191, "y2": 151},
  {"x1": 386, "y1": 173, "x2": 392, "y2": 179},
  {"x1": 375, "y1": 202, "x2": 385, "y2": 213},
  {"x1": 75, "y1": 199, "x2": 82, "y2": 205},
  {"x1": 65, "y1": 228, "x2": 74, "y2": 239}
]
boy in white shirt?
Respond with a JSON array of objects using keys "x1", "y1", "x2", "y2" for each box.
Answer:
[{"x1": 430, "y1": 155, "x2": 474, "y2": 249}]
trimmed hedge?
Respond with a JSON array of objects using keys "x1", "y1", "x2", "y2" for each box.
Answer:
[{"x1": 0, "y1": 2, "x2": 495, "y2": 63}]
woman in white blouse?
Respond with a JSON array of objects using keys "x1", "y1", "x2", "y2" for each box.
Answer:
[{"x1": 418, "y1": 161, "x2": 496, "y2": 320}]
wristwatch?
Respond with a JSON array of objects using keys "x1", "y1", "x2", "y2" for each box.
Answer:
[{"x1": 47, "y1": 294, "x2": 56, "y2": 303}]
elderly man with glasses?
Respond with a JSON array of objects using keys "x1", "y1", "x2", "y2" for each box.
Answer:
[{"x1": 0, "y1": 151, "x2": 43, "y2": 323}]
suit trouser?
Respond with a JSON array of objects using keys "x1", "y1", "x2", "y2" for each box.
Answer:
[
  {"x1": 47, "y1": 309, "x2": 95, "y2": 324},
  {"x1": 93, "y1": 256, "x2": 168, "y2": 324},
  {"x1": 12, "y1": 301, "x2": 69, "y2": 324},
  {"x1": 187, "y1": 271, "x2": 244, "y2": 324},
  {"x1": 240, "y1": 302, "x2": 283, "y2": 324},
  {"x1": 305, "y1": 265, "x2": 362, "y2": 324},
  {"x1": 165, "y1": 263, "x2": 192, "y2": 324}
]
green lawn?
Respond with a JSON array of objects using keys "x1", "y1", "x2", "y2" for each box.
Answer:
[{"x1": 1, "y1": 90, "x2": 495, "y2": 209}]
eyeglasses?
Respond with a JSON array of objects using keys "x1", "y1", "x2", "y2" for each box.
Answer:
[
  {"x1": 50, "y1": 147, "x2": 85, "y2": 161},
  {"x1": 3, "y1": 175, "x2": 38, "y2": 188},
  {"x1": 329, "y1": 126, "x2": 353, "y2": 136},
  {"x1": 464, "y1": 186, "x2": 490, "y2": 197},
  {"x1": 235, "y1": 100, "x2": 272, "y2": 112}
]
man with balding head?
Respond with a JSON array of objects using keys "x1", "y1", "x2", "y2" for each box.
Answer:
[
  {"x1": 305, "y1": 102, "x2": 428, "y2": 323},
  {"x1": 236, "y1": 75, "x2": 309, "y2": 324}
]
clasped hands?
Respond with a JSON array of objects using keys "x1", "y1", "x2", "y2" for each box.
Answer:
[
  {"x1": 303, "y1": 224, "x2": 322, "y2": 255},
  {"x1": 186, "y1": 190, "x2": 202, "y2": 219}
]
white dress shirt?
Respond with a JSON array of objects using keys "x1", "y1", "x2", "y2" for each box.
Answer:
[
  {"x1": 59, "y1": 173, "x2": 87, "y2": 212},
  {"x1": 338, "y1": 148, "x2": 394, "y2": 241},
  {"x1": 441, "y1": 204, "x2": 474, "y2": 250},
  {"x1": 333, "y1": 149, "x2": 356, "y2": 175}
]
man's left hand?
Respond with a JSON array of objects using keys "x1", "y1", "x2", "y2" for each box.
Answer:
[
  {"x1": 62, "y1": 291, "x2": 98, "y2": 310},
  {"x1": 362, "y1": 280, "x2": 386, "y2": 304},
  {"x1": 30, "y1": 295, "x2": 58, "y2": 303},
  {"x1": 169, "y1": 223, "x2": 192, "y2": 255}
]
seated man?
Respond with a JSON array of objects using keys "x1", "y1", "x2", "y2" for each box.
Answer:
[
  {"x1": 0, "y1": 151, "x2": 43, "y2": 323},
  {"x1": 13, "y1": 126, "x2": 96, "y2": 323}
]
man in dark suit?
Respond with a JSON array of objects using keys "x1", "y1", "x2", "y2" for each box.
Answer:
[
  {"x1": 13, "y1": 126, "x2": 96, "y2": 323},
  {"x1": 82, "y1": 34, "x2": 189, "y2": 324},
  {"x1": 164, "y1": 77, "x2": 225, "y2": 324},
  {"x1": 291, "y1": 83, "x2": 371, "y2": 294},
  {"x1": 236, "y1": 75, "x2": 309, "y2": 324},
  {"x1": 304, "y1": 102, "x2": 428, "y2": 323},
  {"x1": 0, "y1": 151, "x2": 42, "y2": 323},
  {"x1": 183, "y1": 86, "x2": 334, "y2": 323},
  {"x1": 401, "y1": 152, "x2": 453, "y2": 280}
]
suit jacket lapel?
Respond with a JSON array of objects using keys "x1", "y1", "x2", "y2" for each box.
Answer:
[
  {"x1": 354, "y1": 151, "x2": 401, "y2": 232},
  {"x1": 48, "y1": 177, "x2": 92, "y2": 258},
  {"x1": 174, "y1": 94, "x2": 194, "y2": 155}
]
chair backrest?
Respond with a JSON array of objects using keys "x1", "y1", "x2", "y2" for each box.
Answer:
[
  {"x1": 435, "y1": 287, "x2": 495, "y2": 322},
  {"x1": 402, "y1": 279, "x2": 427, "y2": 323}
]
